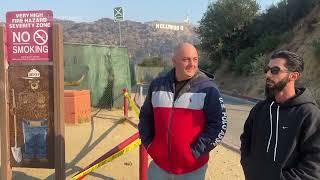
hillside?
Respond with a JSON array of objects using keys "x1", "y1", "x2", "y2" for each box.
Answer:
[
  {"x1": 214, "y1": 5, "x2": 320, "y2": 102},
  {"x1": 55, "y1": 18, "x2": 199, "y2": 63}
]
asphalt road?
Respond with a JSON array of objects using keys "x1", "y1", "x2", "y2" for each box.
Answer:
[{"x1": 221, "y1": 94, "x2": 255, "y2": 149}]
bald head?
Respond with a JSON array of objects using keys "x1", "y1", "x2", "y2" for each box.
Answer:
[
  {"x1": 173, "y1": 43, "x2": 198, "y2": 60},
  {"x1": 172, "y1": 43, "x2": 199, "y2": 81}
]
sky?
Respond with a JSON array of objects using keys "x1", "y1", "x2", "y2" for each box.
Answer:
[{"x1": 0, "y1": 0, "x2": 281, "y2": 24}]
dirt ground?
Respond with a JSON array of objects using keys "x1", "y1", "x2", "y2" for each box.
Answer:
[{"x1": 1, "y1": 108, "x2": 244, "y2": 180}]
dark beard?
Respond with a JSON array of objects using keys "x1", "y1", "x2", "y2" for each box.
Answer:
[{"x1": 265, "y1": 76, "x2": 289, "y2": 99}]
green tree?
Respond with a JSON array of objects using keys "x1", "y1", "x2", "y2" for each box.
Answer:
[
  {"x1": 198, "y1": 0, "x2": 318, "y2": 76},
  {"x1": 287, "y1": 0, "x2": 317, "y2": 26},
  {"x1": 139, "y1": 57, "x2": 167, "y2": 67},
  {"x1": 198, "y1": 0, "x2": 259, "y2": 68}
]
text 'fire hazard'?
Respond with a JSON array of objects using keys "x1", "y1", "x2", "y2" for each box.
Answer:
[{"x1": 6, "y1": 10, "x2": 53, "y2": 61}]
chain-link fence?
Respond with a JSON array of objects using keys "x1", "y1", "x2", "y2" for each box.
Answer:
[
  {"x1": 133, "y1": 65, "x2": 170, "y2": 84},
  {"x1": 131, "y1": 65, "x2": 171, "y2": 107},
  {"x1": 64, "y1": 43, "x2": 131, "y2": 109}
]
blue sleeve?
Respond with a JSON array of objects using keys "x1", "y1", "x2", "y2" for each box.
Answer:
[
  {"x1": 138, "y1": 82, "x2": 155, "y2": 149},
  {"x1": 191, "y1": 87, "x2": 227, "y2": 158}
]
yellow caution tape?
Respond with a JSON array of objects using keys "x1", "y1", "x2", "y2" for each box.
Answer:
[
  {"x1": 71, "y1": 138, "x2": 142, "y2": 180},
  {"x1": 123, "y1": 92, "x2": 140, "y2": 116},
  {"x1": 71, "y1": 91, "x2": 141, "y2": 180}
]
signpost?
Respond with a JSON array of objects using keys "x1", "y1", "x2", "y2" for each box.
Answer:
[
  {"x1": 1, "y1": 10, "x2": 65, "y2": 180},
  {"x1": 113, "y1": 7, "x2": 124, "y2": 22},
  {"x1": 1, "y1": 24, "x2": 12, "y2": 180},
  {"x1": 114, "y1": 7, "x2": 123, "y2": 46},
  {"x1": 53, "y1": 23, "x2": 65, "y2": 180}
]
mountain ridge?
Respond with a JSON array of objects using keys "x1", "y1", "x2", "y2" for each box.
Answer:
[{"x1": 54, "y1": 17, "x2": 199, "y2": 63}]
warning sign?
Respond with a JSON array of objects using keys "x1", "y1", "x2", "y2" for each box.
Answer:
[{"x1": 6, "y1": 10, "x2": 53, "y2": 61}]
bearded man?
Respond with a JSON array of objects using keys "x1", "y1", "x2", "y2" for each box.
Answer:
[{"x1": 240, "y1": 50, "x2": 320, "y2": 180}]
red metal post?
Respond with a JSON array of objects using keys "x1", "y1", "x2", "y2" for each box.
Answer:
[
  {"x1": 123, "y1": 88, "x2": 129, "y2": 119},
  {"x1": 139, "y1": 145, "x2": 148, "y2": 180}
]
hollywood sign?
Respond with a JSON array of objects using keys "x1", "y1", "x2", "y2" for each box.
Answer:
[{"x1": 155, "y1": 23, "x2": 184, "y2": 31}]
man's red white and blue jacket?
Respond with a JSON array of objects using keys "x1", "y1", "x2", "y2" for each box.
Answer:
[{"x1": 138, "y1": 69, "x2": 227, "y2": 174}]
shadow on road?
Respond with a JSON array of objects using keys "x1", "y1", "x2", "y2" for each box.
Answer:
[
  {"x1": 13, "y1": 171, "x2": 42, "y2": 180},
  {"x1": 44, "y1": 109, "x2": 121, "y2": 179}
]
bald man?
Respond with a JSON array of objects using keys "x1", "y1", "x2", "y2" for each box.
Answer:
[{"x1": 138, "y1": 43, "x2": 227, "y2": 179}]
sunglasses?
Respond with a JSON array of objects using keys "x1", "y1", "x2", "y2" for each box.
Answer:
[{"x1": 264, "y1": 66, "x2": 290, "y2": 75}]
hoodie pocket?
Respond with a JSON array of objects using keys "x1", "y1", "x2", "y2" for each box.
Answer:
[
  {"x1": 147, "y1": 140, "x2": 167, "y2": 166},
  {"x1": 186, "y1": 145, "x2": 197, "y2": 163},
  {"x1": 146, "y1": 141, "x2": 152, "y2": 151},
  {"x1": 241, "y1": 155, "x2": 256, "y2": 180},
  {"x1": 243, "y1": 156, "x2": 283, "y2": 180},
  {"x1": 170, "y1": 143, "x2": 197, "y2": 169}
]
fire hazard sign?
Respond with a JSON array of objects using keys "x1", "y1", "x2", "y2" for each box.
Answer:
[{"x1": 6, "y1": 10, "x2": 53, "y2": 61}]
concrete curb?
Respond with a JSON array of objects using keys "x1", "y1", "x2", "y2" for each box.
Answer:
[
  {"x1": 221, "y1": 141, "x2": 240, "y2": 154},
  {"x1": 221, "y1": 90, "x2": 263, "y2": 103}
]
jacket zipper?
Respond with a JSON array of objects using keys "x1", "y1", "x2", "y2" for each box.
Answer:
[
  {"x1": 167, "y1": 78, "x2": 191, "y2": 165},
  {"x1": 168, "y1": 83, "x2": 177, "y2": 164},
  {"x1": 167, "y1": 102, "x2": 175, "y2": 163}
]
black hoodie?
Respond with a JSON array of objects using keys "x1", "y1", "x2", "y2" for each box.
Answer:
[{"x1": 240, "y1": 88, "x2": 320, "y2": 180}]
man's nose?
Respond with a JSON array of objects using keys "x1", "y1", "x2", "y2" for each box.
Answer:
[
  {"x1": 188, "y1": 60, "x2": 195, "y2": 66},
  {"x1": 266, "y1": 70, "x2": 272, "y2": 78}
]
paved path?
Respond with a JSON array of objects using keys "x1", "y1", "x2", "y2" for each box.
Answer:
[{"x1": 221, "y1": 95, "x2": 255, "y2": 150}]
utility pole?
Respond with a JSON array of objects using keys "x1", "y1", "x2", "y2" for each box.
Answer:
[{"x1": 118, "y1": 21, "x2": 122, "y2": 46}]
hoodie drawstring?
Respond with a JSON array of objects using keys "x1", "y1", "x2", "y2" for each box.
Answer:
[
  {"x1": 266, "y1": 101, "x2": 274, "y2": 152},
  {"x1": 274, "y1": 105, "x2": 280, "y2": 162},
  {"x1": 266, "y1": 101, "x2": 280, "y2": 162}
]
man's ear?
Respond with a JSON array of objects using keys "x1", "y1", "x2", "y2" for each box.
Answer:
[
  {"x1": 172, "y1": 57, "x2": 176, "y2": 66},
  {"x1": 290, "y1": 72, "x2": 300, "y2": 81}
]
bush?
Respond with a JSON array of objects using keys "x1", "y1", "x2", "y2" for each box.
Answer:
[
  {"x1": 233, "y1": 48, "x2": 267, "y2": 76},
  {"x1": 310, "y1": 87, "x2": 320, "y2": 105},
  {"x1": 280, "y1": 31, "x2": 294, "y2": 44},
  {"x1": 255, "y1": 34, "x2": 281, "y2": 53},
  {"x1": 233, "y1": 47, "x2": 258, "y2": 74},
  {"x1": 233, "y1": 33, "x2": 282, "y2": 75},
  {"x1": 199, "y1": 51, "x2": 224, "y2": 73},
  {"x1": 312, "y1": 39, "x2": 320, "y2": 58},
  {"x1": 139, "y1": 57, "x2": 167, "y2": 67},
  {"x1": 249, "y1": 54, "x2": 267, "y2": 75}
]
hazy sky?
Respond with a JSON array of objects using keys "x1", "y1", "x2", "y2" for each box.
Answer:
[{"x1": 0, "y1": 0, "x2": 281, "y2": 24}]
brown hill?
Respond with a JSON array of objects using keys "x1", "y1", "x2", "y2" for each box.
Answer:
[{"x1": 55, "y1": 18, "x2": 199, "y2": 63}]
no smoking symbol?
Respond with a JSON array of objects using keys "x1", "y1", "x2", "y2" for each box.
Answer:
[{"x1": 33, "y1": 29, "x2": 48, "y2": 46}]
